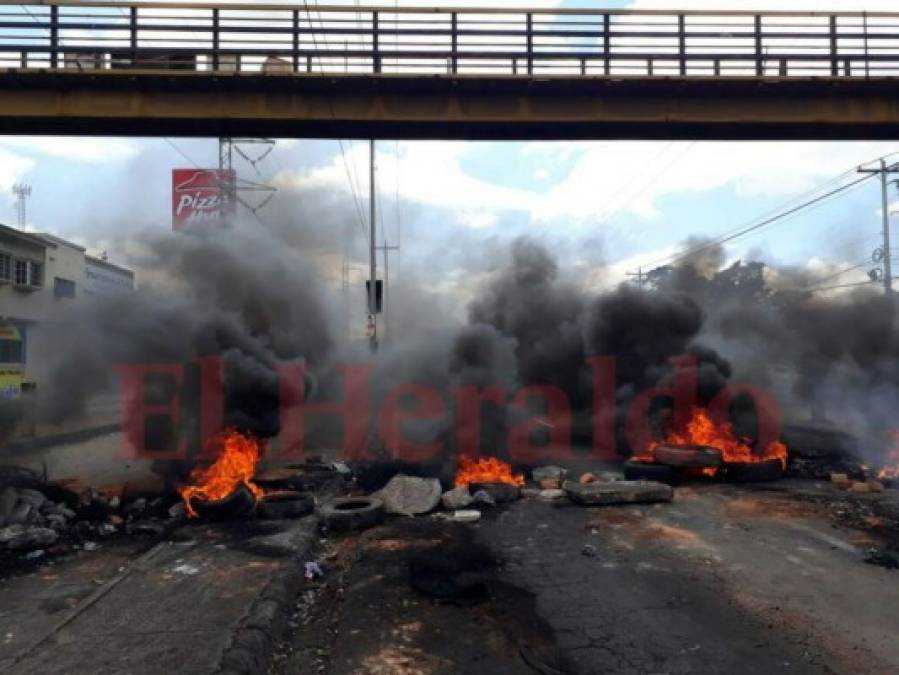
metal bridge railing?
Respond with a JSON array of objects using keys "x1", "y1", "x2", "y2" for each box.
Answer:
[{"x1": 2, "y1": 1, "x2": 899, "y2": 78}]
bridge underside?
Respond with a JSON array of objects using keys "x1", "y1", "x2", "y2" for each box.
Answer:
[{"x1": 1, "y1": 72, "x2": 899, "y2": 140}]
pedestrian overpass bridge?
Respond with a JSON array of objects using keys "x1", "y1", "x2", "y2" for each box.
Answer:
[{"x1": 2, "y1": 1, "x2": 899, "y2": 140}]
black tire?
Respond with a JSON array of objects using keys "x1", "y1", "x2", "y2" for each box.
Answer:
[
  {"x1": 654, "y1": 444, "x2": 723, "y2": 469},
  {"x1": 189, "y1": 483, "x2": 257, "y2": 520},
  {"x1": 722, "y1": 459, "x2": 784, "y2": 483},
  {"x1": 623, "y1": 461, "x2": 680, "y2": 485},
  {"x1": 319, "y1": 497, "x2": 385, "y2": 532},
  {"x1": 257, "y1": 491, "x2": 314, "y2": 520}
]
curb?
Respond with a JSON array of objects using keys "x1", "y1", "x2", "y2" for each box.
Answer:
[{"x1": 216, "y1": 516, "x2": 319, "y2": 675}]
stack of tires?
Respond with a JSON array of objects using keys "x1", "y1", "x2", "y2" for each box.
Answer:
[{"x1": 624, "y1": 444, "x2": 784, "y2": 484}]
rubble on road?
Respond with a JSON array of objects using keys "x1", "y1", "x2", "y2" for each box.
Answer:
[
  {"x1": 0, "y1": 466, "x2": 182, "y2": 561},
  {"x1": 3, "y1": 526, "x2": 58, "y2": 551},
  {"x1": 532, "y1": 466, "x2": 567, "y2": 483},
  {"x1": 539, "y1": 489, "x2": 566, "y2": 500},
  {"x1": 451, "y1": 510, "x2": 481, "y2": 523},
  {"x1": 469, "y1": 482, "x2": 520, "y2": 503},
  {"x1": 831, "y1": 473, "x2": 852, "y2": 489},
  {"x1": 374, "y1": 475, "x2": 442, "y2": 516},
  {"x1": 441, "y1": 486, "x2": 474, "y2": 510},
  {"x1": 563, "y1": 480, "x2": 674, "y2": 506},
  {"x1": 830, "y1": 473, "x2": 888, "y2": 494},
  {"x1": 470, "y1": 489, "x2": 496, "y2": 507}
]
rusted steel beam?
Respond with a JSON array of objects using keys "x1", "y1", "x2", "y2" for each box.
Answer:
[{"x1": 0, "y1": 72, "x2": 897, "y2": 141}]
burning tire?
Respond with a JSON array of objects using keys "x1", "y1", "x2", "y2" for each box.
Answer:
[
  {"x1": 320, "y1": 497, "x2": 385, "y2": 532},
  {"x1": 721, "y1": 459, "x2": 784, "y2": 483},
  {"x1": 623, "y1": 460, "x2": 679, "y2": 485},
  {"x1": 654, "y1": 444, "x2": 723, "y2": 468},
  {"x1": 188, "y1": 483, "x2": 257, "y2": 520},
  {"x1": 257, "y1": 491, "x2": 314, "y2": 520}
]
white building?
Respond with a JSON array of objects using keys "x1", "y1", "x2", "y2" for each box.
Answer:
[
  {"x1": 85, "y1": 254, "x2": 136, "y2": 298},
  {"x1": 0, "y1": 223, "x2": 134, "y2": 390}
]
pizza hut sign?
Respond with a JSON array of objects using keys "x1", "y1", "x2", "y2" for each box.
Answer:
[{"x1": 172, "y1": 169, "x2": 236, "y2": 230}]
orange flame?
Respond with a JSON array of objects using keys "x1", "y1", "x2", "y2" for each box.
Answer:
[
  {"x1": 179, "y1": 429, "x2": 265, "y2": 518},
  {"x1": 649, "y1": 408, "x2": 787, "y2": 469},
  {"x1": 454, "y1": 456, "x2": 525, "y2": 488}
]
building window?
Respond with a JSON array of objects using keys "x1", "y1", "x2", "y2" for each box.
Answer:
[
  {"x1": 54, "y1": 277, "x2": 75, "y2": 299},
  {"x1": 0, "y1": 253, "x2": 10, "y2": 282},
  {"x1": 12, "y1": 259, "x2": 42, "y2": 288},
  {"x1": 29, "y1": 261, "x2": 42, "y2": 287},
  {"x1": 0, "y1": 338, "x2": 22, "y2": 363},
  {"x1": 13, "y1": 259, "x2": 28, "y2": 285}
]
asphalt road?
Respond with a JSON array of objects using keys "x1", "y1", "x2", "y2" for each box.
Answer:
[
  {"x1": 479, "y1": 482, "x2": 899, "y2": 675},
  {"x1": 275, "y1": 480, "x2": 899, "y2": 675},
  {"x1": 7, "y1": 432, "x2": 899, "y2": 674}
]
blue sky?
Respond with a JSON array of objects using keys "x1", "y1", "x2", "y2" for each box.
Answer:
[{"x1": 2, "y1": 136, "x2": 894, "y2": 296}]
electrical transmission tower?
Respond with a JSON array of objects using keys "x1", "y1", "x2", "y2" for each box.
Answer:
[
  {"x1": 218, "y1": 137, "x2": 277, "y2": 223},
  {"x1": 12, "y1": 183, "x2": 31, "y2": 230}
]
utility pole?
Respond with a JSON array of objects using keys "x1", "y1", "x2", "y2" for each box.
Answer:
[
  {"x1": 368, "y1": 139, "x2": 378, "y2": 353},
  {"x1": 625, "y1": 267, "x2": 646, "y2": 289},
  {"x1": 858, "y1": 159, "x2": 899, "y2": 296},
  {"x1": 12, "y1": 183, "x2": 31, "y2": 231},
  {"x1": 376, "y1": 240, "x2": 400, "y2": 343}
]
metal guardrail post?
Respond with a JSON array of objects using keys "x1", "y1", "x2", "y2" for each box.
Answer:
[
  {"x1": 450, "y1": 12, "x2": 458, "y2": 74},
  {"x1": 863, "y1": 12, "x2": 869, "y2": 79},
  {"x1": 212, "y1": 8, "x2": 219, "y2": 71},
  {"x1": 526, "y1": 13, "x2": 533, "y2": 75},
  {"x1": 49, "y1": 5, "x2": 58, "y2": 69},
  {"x1": 292, "y1": 9, "x2": 299, "y2": 72},
  {"x1": 754, "y1": 15, "x2": 763, "y2": 76},
  {"x1": 603, "y1": 13, "x2": 610, "y2": 75},
  {"x1": 372, "y1": 11, "x2": 381, "y2": 74},
  {"x1": 829, "y1": 15, "x2": 838, "y2": 77},
  {"x1": 129, "y1": 6, "x2": 137, "y2": 62},
  {"x1": 7, "y1": 3, "x2": 899, "y2": 82}
]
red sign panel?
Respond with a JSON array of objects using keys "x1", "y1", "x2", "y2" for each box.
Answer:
[{"x1": 172, "y1": 169, "x2": 236, "y2": 230}]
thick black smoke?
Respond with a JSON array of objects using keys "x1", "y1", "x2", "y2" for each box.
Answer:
[
  {"x1": 8, "y1": 213, "x2": 899, "y2": 468},
  {"x1": 650, "y1": 239, "x2": 899, "y2": 459},
  {"x1": 4, "y1": 222, "x2": 338, "y2": 456},
  {"x1": 466, "y1": 238, "x2": 732, "y2": 454}
]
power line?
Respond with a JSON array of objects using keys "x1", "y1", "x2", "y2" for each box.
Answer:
[
  {"x1": 302, "y1": 1, "x2": 369, "y2": 241},
  {"x1": 164, "y1": 137, "x2": 200, "y2": 167},
  {"x1": 591, "y1": 142, "x2": 675, "y2": 226},
  {"x1": 801, "y1": 260, "x2": 871, "y2": 291},
  {"x1": 639, "y1": 151, "x2": 899, "y2": 275},
  {"x1": 809, "y1": 280, "x2": 876, "y2": 293},
  {"x1": 658, "y1": 173, "x2": 877, "y2": 270},
  {"x1": 601, "y1": 142, "x2": 696, "y2": 228}
]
